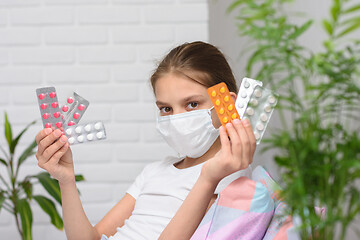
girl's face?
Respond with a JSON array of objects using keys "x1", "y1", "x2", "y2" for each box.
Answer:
[{"x1": 154, "y1": 72, "x2": 236, "y2": 129}]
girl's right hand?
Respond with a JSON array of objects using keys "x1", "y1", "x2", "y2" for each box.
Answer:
[{"x1": 35, "y1": 128, "x2": 74, "y2": 185}]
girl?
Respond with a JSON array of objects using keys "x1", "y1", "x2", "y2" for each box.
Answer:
[{"x1": 35, "y1": 41, "x2": 257, "y2": 240}]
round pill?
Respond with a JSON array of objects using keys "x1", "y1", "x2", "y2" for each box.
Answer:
[
  {"x1": 38, "y1": 93, "x2": 46, "y2": 100},
  {"x1": 250, "y1": 99, "x2": 258, "y2": 106},
  {"x1": 232, "y1": 113, "x2": 237, "y2": 119},
  {"x1": 211, "y1": 90, "x2": 216, "y2": 97},
  {"x1": 78, "y1": 104, "x2": 85, "y2": 111},
  {"x1": 42, "y1": 113, "x2": 49, "y2": 119},
  {"x1": 51, "y1": 102, "x2": 58, "y2": 108},
  {"x1": 96, "y1": 132, "x2": 104, "y2": 139},
  {"x1": 237, "y1": 102, "x2": 244, "y2": 109},
  {"x1": 40, "y1": 103, "x2": 47, "y2": 110},
  {"x1": 87, "y1": 134, "x2": 94, "y2": 141},
  {"x1": 219, "y1": 108, "x2": 224, "y2": 114},
  {"x1": 268, "y1": 95, "x2": 276, "y2": 104},
  {"x1": 62, "y1": 105, "x2": 69, "y2": 112},
  {"x1": 220, "y1": 87, "x2": 225, "y2": 93},
  {"x1": 65, "y1": 128, "x2": 72, "y2": 135},
  {"x1": 254, "y1": 132, "x2": 260, "y2": 140},
  {"x1": 68, "y1": 137, "x2": 75, "y2": 144},
  {"x1": 256, "y1": 123, "x2": 264, "y2": 131},
  {"x1": 67, "y1": 97, "x2": 74, "y2": 104},
  {"x1": 45, "y1": 123, "x2": 52, "y2": 128},
  {"x1": 215, "y1": 99, "x2": 221, "y2": 106},
  {"x1": 75, "y1": 126, "x2": 82, "y2": 134},
  {"x1": 223, "y1": 116, "x2": 228, "y2": 123},
  {"x1": 260, "y1": 113, "x2": 268, "y2": 122},
  {"x1": 224, "y1": 95, "x2": 229, "y2": 102},
  {"x1": 241, "y1": 91, "x2": 247, "y2": 98},
  {"x1": 73, "y1": 113, "x2": 80, "y2": 119},
  {"x1": 228, "y1": 104, "x2": 234, "y2": 111},
  {"x1": 77, "y1": 135, "x2": 84, "y2": 143},
  {"x1": 54, "y1": 112, "x2": 60, "y2": 118},
  {"x1": 56, "y1": 122, "x2": 63, "y2": 128},
  {"x1": 246, "y1": 107, "x2": 254, "y2": 116},
  {"x1": 68, "y1": 121, "x2": 75, "y2": 126},
  {"x1": 84, "y1": 124, "x2": 92, "y2": 132},
  {"x1": 94, "y1": 122, "x2": 102, "y2": 130},
  {"x1": 49, "y1": 92, "x2": 56, "y2": 98},
  {"x1": 244, "y1": 80, "x2": 250, "y2": 88},
  {"x1": 254, "y1": 89, "x2": 262, "y2": 98},
  {"x1": 264, "y1": 105, "x2": 272, "y2": 113}
]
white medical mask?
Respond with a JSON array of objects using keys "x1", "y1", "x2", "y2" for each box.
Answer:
[{"x1": 156, "y1": 107, "x2": 219, "y2": 158}]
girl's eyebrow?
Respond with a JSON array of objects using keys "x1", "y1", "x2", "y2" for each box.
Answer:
[{"x1": 156, "y1": 94, "x2": 206, "y2": 106}]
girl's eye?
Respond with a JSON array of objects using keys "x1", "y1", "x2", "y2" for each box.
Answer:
[
  {"x1": 187, "y1": 102, "x2": 198, "y2": 110},
  {"x1": 160, "y1": 106, "x2": 172, "y2": 114}
]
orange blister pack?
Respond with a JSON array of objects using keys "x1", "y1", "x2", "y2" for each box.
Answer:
[{"x1": 207, "y1": 82, "x2": 240, "y2": 129}]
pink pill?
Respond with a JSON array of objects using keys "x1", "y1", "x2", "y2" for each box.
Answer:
[
  {"x1": 49, "y1": 92, "x2": 56, "y2": 98},
  {"x1": 38, "y1": 93, "x2": 46, "y2": 100},
  {"x1": 54, "y1": 112, "x2": 60, "y2": 118},
  {"x1": 73, "y1": 113, "x2": 80, "y2": 119},
  {"x1": 40, "y1": 103, "x2": 47, "y2": 110},
  {"x1": 67, "y1": 97, "x2": 74, "y2": 104},
  {"x1": 52, "y1": 102, "x2": 58, "y2": 108},
  {"x1": 62, "y1": 105, "x2": 69, "y2": 112},
  {"x1": 56, "y1": 122, "x2": 63, "y2": 128},
  {"x1": 42, "y1": 113, "x2": 49, "y2": 119},
  {"x1": 78, "y1": 104, "x2": 85, "y2": 111},
  {"x1": 45, "y1": 123, "x2": 52, "y2": 128},
  {"x1": 68, "y1": 121, "x2": 75, "y2": 126},
  {"x1": 61, "y1": 114, "x2": 64, "y2": 119}
]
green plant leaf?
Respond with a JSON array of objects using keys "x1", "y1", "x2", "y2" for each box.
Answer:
[
  {"x1": 0, "y1": 191, "x2": 5, "y2": 214},
  {"x1": 0, "y1": 157, "x2": 8, "y2": 167},
  {"x1": 322, "y1": 19, "x2": 333, "y2": 35},
  {"x1": 337, "y1": 22, "x2": 360, "y2": 38},
  {"x1": 33, "y1": 195, "x2": 63, "y2": 230},
  {"x1": 20, "y1": 179, "x2": 33, "y2": 201},
  {"x1": 75, "y1": 174, "x2": 85, "y2": 182},
  {"x1": 10, "y1": 120, "x2": 36, "y2": 155},
  {"x1": 226, "y1": 0, "x2": 247, "y2": 13},
  {"x1": 344, "y1": 4, "x2": 360, "y2": 14},
  {"x1": 17, "y1": 139, "x2": 37, "y2": 169},
  {"x1": 4, "y1": 112, "x2": 13, "y2": 151},
  {"x1": 34, "y1": 172, "x2": 62, "y2": 205},
  {"x1": 17, "y1": 198, "x2": 33, "y2": 240},
  {"x1": 289, "y1": 20, "x2": 313, "y2": 39}
]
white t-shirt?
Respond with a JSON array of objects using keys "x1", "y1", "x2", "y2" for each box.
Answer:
[{"x1": 106, "y1": 156, "x2": 252, "y2": 240}]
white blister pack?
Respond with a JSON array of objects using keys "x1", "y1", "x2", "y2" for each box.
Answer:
[
  {"x1": 243, "y1": 85, "x2": 278, "y2": 144},
  {"x1": 65, "y1": 121, "x2": 107, "y2": 145},
  {"x1": 235, "y1": 78, "x2": 263, "y2": 118}
]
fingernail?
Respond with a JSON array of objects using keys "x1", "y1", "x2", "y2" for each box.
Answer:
[
  {"x1": 226, "y1": 122, "x2": 232, "y2": 128},
  {"x1": 232, "y1": 119, "x2": 241, "y2": 125},
  {"x1": 60, "y1": 135, "x2": 67, "y2": 143},
  {"x1": 44, "y1": 128, "x2": 52, "y2": 134},
  {"x1": 54, "y1": 129, "x2": 61, "y2": 137},
  {"x1": 242, "y1": 118, "x2": 250, "y2": 127}
]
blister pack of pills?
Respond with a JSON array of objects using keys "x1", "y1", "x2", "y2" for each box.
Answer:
[
  {"x1": 207, "y1": 82, "x2": 240, "y2": 129},
  {"x1": 36, "y1": 87, "x2": 64, "y2": 129},
  {"x1": 235, "y1": 78, "x2": 263, "y2": 119},
  {"x1": 65, "y1": 121, "x2": 106, "y2": 145},
  {"x1": 243, "y1": 85, "x2": 278, "y2": 144},
  {"x1": 61, "y1": 92, "x2": 89, "y2": 127}
]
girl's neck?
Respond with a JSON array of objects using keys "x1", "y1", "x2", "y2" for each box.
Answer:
[{"x1": 174, "y1": 137, "x2": 221, "y2": 169}]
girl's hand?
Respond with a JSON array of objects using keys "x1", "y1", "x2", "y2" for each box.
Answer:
[
  {"x1": 202, "y1": 118, "x2": 256, "y2": 185},
  {"x1": 35, "y1": 128, "x2": 74, "y2": 185}
]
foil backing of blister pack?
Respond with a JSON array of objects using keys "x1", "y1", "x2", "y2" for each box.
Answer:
[
  {"x1": 61, "y1": 92, "x2": 89, "y2": 128},
  {"x1": 243, "y1": 86, "x2": 278, "y2": 145},
  {"x1": 65, "y1": 121, "x2": 106, "y2": 145},
  {"x1": 235, "y1": 78, "x2": 263, "y2": 119}
]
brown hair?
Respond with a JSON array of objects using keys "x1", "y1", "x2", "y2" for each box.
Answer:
[{"x1": 150, "y1": 41, "x2": 238, "y2": 94}]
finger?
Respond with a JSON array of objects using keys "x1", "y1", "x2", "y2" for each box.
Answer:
[
  {"x1": 232, "y1": 119, "x2": 250, "y2": 166},
  {"x1": 35, "y1": 128, "x2": 53, "y2": 145},
  {"x1": 37, "y1": 129, "x2": 63, "y2": 156},
  {"x1": 226, "y1": 121, "x2": 241, "y2": 155},
  {"x1": 39, "y1": 134, "x2": 67, "y2": 166},
  {"x1": 219, "y1": 126, "x2": 231, "y2": 154},
  {"x1": 45, "y1": 141, "x2": 69, "y2": 168},
  {"x1": 242, "y1": 118, "x2": 256, "y2": 160}
]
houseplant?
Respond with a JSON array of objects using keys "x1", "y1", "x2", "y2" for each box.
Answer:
[
  {"x1": 0, "y1": 112, "x2": 84, "y2": 240},
  {"x1": 228, "y1": 0, "x2": 360, "y2": 239}
]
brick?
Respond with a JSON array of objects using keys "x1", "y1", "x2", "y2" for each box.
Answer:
[
  {"x1": 10, "y1": 7, "x2": 74, "y2": 25},
  {"x1": 113, "y1": 25, "x2": 174, "y2": 43},
  {"x1": 78, "y1": 6, "x2": 140, "y2": 24},
  {"x1": 114, "y1": 103, "x2": 157, "y2": 122},
  {"x1": 12, "y1": 86, "x2": 45, "y2": 105},
  {"x1": 175, "y1": 23, "x2": 208, "y2": 43},
  {"x1": 140, "y1": 81, "x2": 156, "y2": 102},
  {"x1": 44, "y1": 27, "x2": 108, "y2": 45},
  {"x1": 0, "y1": 87, "x2": 10, "y2": 104},
  {"x1": 115, "y1": 142, "x2": 176, "y2": 161},
  {"x1": 0, "y1": 50, "x2": 9, "y2": 65},
  {"x1": 82, "y1": 202, "x2": 115, "y2": 223},
  {"x1": 79, "y1": 46, "x2": 136, "y2": 63},
  {"x1": 46, "y1": 0, "x2": 107, "y2": 5},
  {"x1": 5, "y1": 105, "x2": 45, "y2": 124},
  {"x1": 0, "y1": 10, "x2": 7, "y2": 26},
  {"x1": 79, "y1": 103, "x2": 112, "y2": 122},
  {"x1": 77, "y1": 183, "x2": 113, "y2": 203},
  {"x1": 113, "y1": 0, "x2": 174, "y2": 3},
  {"x1": 72, "y1": 143, "x2": 113, "y2": 163},
  {"x1": 0, "y1": 67, "x2": 42, "y2": 84},
  {"x1": 12, "y1": 48, "x2": 74, "y2": 64},
  {"x1": 140, "y1": 122, "x2": 164, "y2": 142},
  {"x1": 144, "y1": 4, "x2": 208, "y2": 23},
  {"x1": 105, "y1": 123, "x2": 140, "y2": 142},
  {"x1": 0, "y1": 0, "x2": 40, "y2": 7},
  {"x1": 138, "y1": 43, "x2": 173, "y2": 62},
  {"x1": 45, "y1": 67, "x2": 109, "y2": 84},
  {"x1": 112, "y1": 63, "x2": 155, "y2": 82},
  {"x1": 0, "y1": 28, "x2": 41, "y2": 46},
  {"x1": 0, "y1": 210, "x2": 11, "y2": 225},
  {"x1": 112, "y1": 182, "x2": 132, "y2": 200},
  {"x1": 32, "y1": 225, "x2": 66, "y2": 240}
]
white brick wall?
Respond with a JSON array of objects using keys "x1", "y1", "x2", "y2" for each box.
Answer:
[{"x1": 0, "y1": 0, "x2": 209, "y2": 239}]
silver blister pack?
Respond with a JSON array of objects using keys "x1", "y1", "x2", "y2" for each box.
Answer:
[
  {"x1": 65, "y1": 121, "x2": 106, "y2": 145},
  {"x1": 243, "y1": 86, "x2": 278, "y2": 144},
  {"x1": 61, "y1": 92, "x2": 89, "y2": 128},
  {"x1": 235, "y1": 77, "x2": 263, "y2": 118}
]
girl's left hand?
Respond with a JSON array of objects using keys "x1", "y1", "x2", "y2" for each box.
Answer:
[{"x1": 201, "y1": 118, "x2": 256, "y2": 185}]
